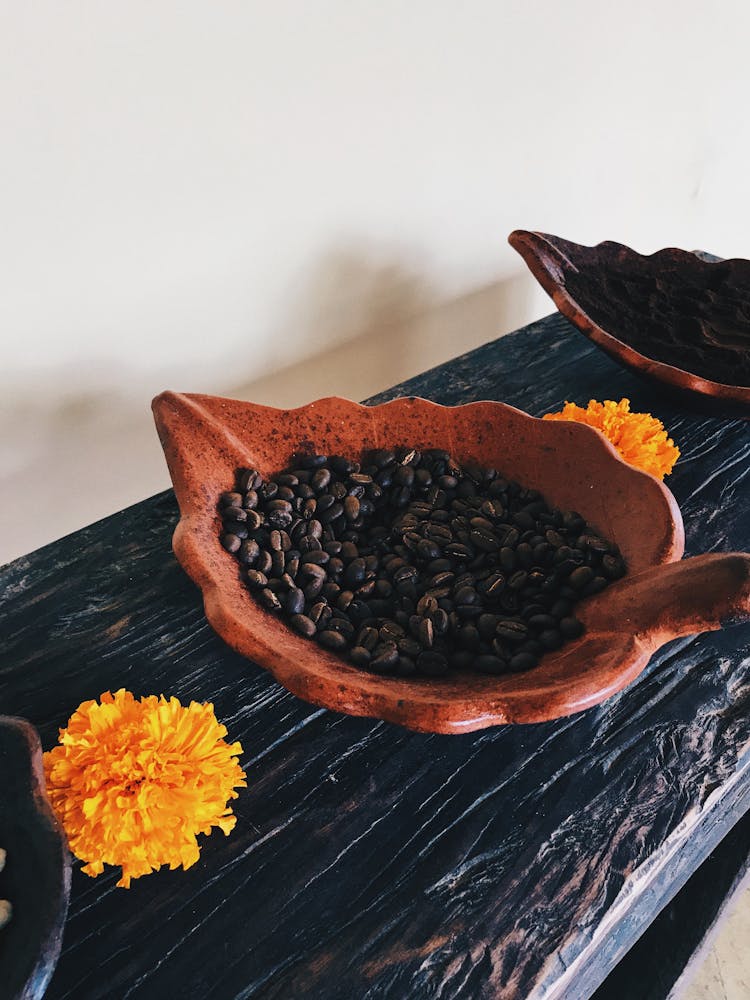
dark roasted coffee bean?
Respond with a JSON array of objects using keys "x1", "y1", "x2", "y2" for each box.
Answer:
[
  {"x1": 294, "y1": 453, "x2": 327, "y2": 469},
  {"x1": 242, "y1": 568, "x2": 267, "y2": 590},
  {"x1": 397, "y1": 655, "x2": 417, "y2": 676},
  {"x1": 303, "y1": 575, "x2": 324, "y2": 599},
  {"x1": 454, "y1": 586, "x2": 479, "y2": 606},
  {"x1": 220, "y1": 490, "x2": 243, "y2": 508},
  {"x1": 221, "y1": 532, "x2": 242, "y2": 553},
  {"x1": 238, "y1": 469, "x2": 262, "y2": 491},
  {"x1": 357, "y1": 626, "x2": 380, "y2": 651},
  {"x1": 459, "y1": 624, "x2": 481, "y2": 650},
  {"x1": 285, "y1": 588, "x2": 306, "y2": 615},
  {"x1": 256, "y1": 550, "x2": 273, "y2": 574},
  {"x1": 269, "y1": 529, "x2": 283, "y2": 550},
  {"x1": 578, "y1": 534, "x2": 611, "y2": 553},
  {"x1": 259, "y1": 588, "x2": 282, "y2": 611},
  {"x1": 223, "y1": 519, "x2": 249, "y2": 538},
  {"x1": 397, "y1": 636, "x2": 421, "y2": 658},
  {"x1": 418, "y1": 618, "x2": 434, "y2": 648},
  {"x1": 499, "y1": 547, "x2": 517, "y2": 573},
  {"x1": 539, "y1": 629, "x2": 562, "y2": 650},
  {"x1": 471, "y1": 529, "x2": 500, "y2": 553},
  {"x1": 311, "y1": 468, "x2": 331, "y2": 492},
  {"x1": 560, "y1": 616, "x2": 584, "y2": 639},
  {"x1": 270, "y1": 550, "x2": 285, "y2": 577},
  {"x1": 509, "y1": 651, "x2": 538, "y2": 672},
  {"x1": 290, "y1": 613, "x2": 316, "y2": 637},
  {"x1": 300, "y1": 550, "x2": 330, "y2": 566},
  {"x1": 344, "y1": 495, "x2": 361, "y2": 522},
  {"x1": 417, "y1": 651, "x2": 449, "y2": 675},
  {"x1": 371, "y1": 643, "x2": 399, "y2": 672},
  {"x1": 319, "y1": 501, "x2": 344, "y2": 524},
  {"x1": 476, "y1": 654, "x2": 507, "y2": 674},
  {"x1": 417, "y1": 595, "x2": 438, "y2": 616},
  {"x1": 318, "y1": 629, "x2": 347, "y2": 650},
  {"x1": 308, "y1": 601, "x2": 328, "y2": 625},
  {"x1": 569, "y1": 566, "x2": 595, "y2": 590},
  {"x1": 345, "y1": 558, "x2": 366, "y2": 587},
  {"x1": 238, "y1": 539, "x2": 260, "y2": 565},
  {"x1": 528, "y1": 613, "x2": 556, "y2": 630},
  {"x1": 329, "y1": 617, "x2": 355, "y2": 639},
  {"x1": 508, "y1": 570, "x2": 528, "y2": 590},
  {"x1": 336, "y1": 590, "x2": 355, "y2": 611},
  {"x1": 224, "y1": 505, "x2": 248, "y2": 523},
  {"x1": 350, "y1": 646, "x2": 371, "y2": 667},
  {"x1": 478, "y1": 614, "x2": 500, "y2": 640},
  {"x1": 450, "y1": 649, "x2": 474, "y2": 670},
  {"x1": 496, "y1": 619, "x2": 528, "y2": 642},
  {"x1": 516, "y1": 542, "x2": 534, "y2": 568}
]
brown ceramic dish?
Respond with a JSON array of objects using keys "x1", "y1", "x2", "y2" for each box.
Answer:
[
  {"x1": 0, "y1": 717, "x2": 70, "y2": 1000},
  {"x1": 152, "y1": 391, "x2": 750, "y2": 734},
  {"x1": 509, "y1": 230, "x2": 750, "y2": 410}
]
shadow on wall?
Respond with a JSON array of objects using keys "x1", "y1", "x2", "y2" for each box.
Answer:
[
  {"x1": 0, "y1": 251, "x2": 539, "y2": 563},
  {"x1": 230, "y1": 248, "x2": 534, "y2": 407}
]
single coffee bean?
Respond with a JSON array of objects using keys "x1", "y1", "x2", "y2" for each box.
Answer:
[
  {"x1": 318, "y1": 629, "x2": 347, "y2": 650},
  {"x1": 509, "y1": 651, "x2": 538, "y2": 672},
  {"x1": 371, "y1": 643, "x2": 399, "y2": 672},
  {"x1": 329, "y1": 617, "x2": 355, "y2": 638},
  {"x1": 560, "y1": 616, "x2": 584, "y2": 639},
  {"x1": 475, "y1": 654, "x2": 507, "y2": 674},
  {"x1": 285, "y1": 588, "x2": 306, "y2": 615},
  {"x1": 260, "y1": 588, "x2": 282, "y2": 611},
  {"x1": 528, "y1": 613, "x2": 557, "y2": 630},
  {"x1": 569, "y1": 566, "x2": 595, "y2": 590},
  {"x1": 350, "y1": 646, "x2": 372, "y2": 667},
  {"x1": 294, "y1": 453, "x2": 328, "y2": 469},
  {"x1": 308, "y1": 602, "x2": 328, "y2": 625},
  {"x1": 344, "y1": 495, "x2": 361, "y2": 522},
  {"x1": 297, "y1": 549, "x2": 328, "y2": 568},
  {"x1": 417, "y1": 651, "x2": 449, "y2": 676},
  {"x1": 496, "y1": 619, "x2": 528, "y2": 642},
  {"x1": 539, "y1": 629, "x2": 562, "y2": 650},
  {"x1": 221, "y1": 532, "x2": 242, "y2": 553},
  {"x1": 418, "y1": 618, "x2": 434, "y2": 649},
  {"x1": 290, "y1": 613, "x2": 316, "y2": 637}
]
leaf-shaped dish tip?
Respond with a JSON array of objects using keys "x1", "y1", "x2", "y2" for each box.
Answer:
[{"x1": 509, "y1": 230, "x2": 750, "y2": 410}]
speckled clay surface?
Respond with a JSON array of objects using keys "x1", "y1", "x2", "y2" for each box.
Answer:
[
  {"x1": 509, "y1": 230, "x2": 750, "y2": 410},
  {"x1": 152, "y1": 391, "x2": 750, "y2": 732}
]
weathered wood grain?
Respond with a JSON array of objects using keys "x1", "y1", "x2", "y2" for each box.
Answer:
[{"x1": 1, "y1": 313, "x2": 749, "y2": 999}]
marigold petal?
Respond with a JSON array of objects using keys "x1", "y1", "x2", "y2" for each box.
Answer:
[{"x1": 543, "y1": 397, "x2": 679, "y2": 479}]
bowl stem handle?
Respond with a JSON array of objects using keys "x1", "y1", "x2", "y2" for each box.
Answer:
[{"x1": 607, "y1": 553, "x2": 750, "y2": 646}]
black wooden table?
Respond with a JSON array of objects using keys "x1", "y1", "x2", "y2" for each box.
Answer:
[{"x1": 2, "y1": 313, "x2": 750, "y2": 1000}]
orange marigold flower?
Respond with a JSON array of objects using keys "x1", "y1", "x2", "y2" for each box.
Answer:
[
  {"x1": 543, "y1": 398, "x2": 680, "y2": 480},
  {"x1": 43, "y1": 689, "x2": 246, "y2": 888}
]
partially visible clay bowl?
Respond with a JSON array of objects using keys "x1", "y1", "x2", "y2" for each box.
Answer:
[
  {"x1": 0, "y1": 717, "x2": 70, "y2": 1000},
  {"x1": 152, "y1": 392, "x2": 750, "y2": 733},
  {"x1": 509, "y1": 229, "x2": 750, "y2": 411}
]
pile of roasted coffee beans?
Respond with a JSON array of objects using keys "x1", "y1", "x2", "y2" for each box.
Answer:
[{"x1": 218, "y1": 448, "x2": 626, "y2": 677}]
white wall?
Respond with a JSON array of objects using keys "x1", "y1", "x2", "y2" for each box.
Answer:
[{"x1": 2, "y1": 1, "x2": 749, "y2": 560}]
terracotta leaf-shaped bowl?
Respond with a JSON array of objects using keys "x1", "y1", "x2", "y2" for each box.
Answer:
[
  {"x1": 152, "y1": 392, "x2": 750, "y2": 734},
  {"x1": 509, "y1": 230, "x2": 750, "y2": 410},
  {"x1": 0, "y1": 717, "x2": 70, "y2": 1000}
]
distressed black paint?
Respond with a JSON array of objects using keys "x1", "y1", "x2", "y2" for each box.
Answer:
[{"x1": 1, "y1": 313, "x2": 749, "y2": 999}]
